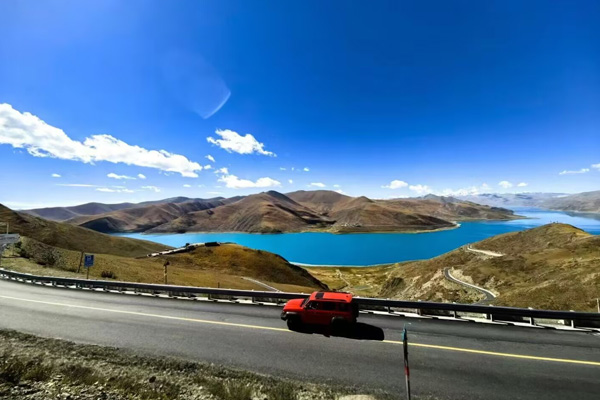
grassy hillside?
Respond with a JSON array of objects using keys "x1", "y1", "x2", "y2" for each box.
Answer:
[
  {"x1": 0, "y1": 203, "x2": 167, "y2": 257},
  {"x1": 379, "y1": 223, "x2": 600, "y2": 311},
  {"x1": 4, "y1": 240, "x2": 326, "y2": 293}
]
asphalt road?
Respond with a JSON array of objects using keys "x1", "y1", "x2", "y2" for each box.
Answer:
[
  {"x1": 443, "y1": 268, "x2": 496, "y2": 305},
  {"x1": 1, "y1": 279, "x2": 599, "y2": 400}
]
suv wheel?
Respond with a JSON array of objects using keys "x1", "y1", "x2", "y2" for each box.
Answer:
[
  {"x1": 331, "y1": 316, "x2": 347, "y2": 334},
  {"x1": 287, "y1": 315, "x2": 302, "y2": 331}
]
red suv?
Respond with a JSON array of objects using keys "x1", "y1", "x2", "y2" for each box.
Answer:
[{"x1": 281, "y1": 291, "x2": 359, "y2": 330}]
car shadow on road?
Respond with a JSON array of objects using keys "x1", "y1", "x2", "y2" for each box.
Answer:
[{"x1": 289, "y1": 322, "x2": 385, "y2": 341}]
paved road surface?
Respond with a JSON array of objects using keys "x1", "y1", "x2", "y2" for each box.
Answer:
[
  {"x1": 444, "y1": 268, "x2": 497, "y2": 304},
  {"x1": 1, "y1": 279, "x2": 599, "y2": 399}
]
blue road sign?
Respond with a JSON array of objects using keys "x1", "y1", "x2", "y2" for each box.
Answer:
[{"x1": 84, "y1": 254, "x2": 94, "y2": 268}]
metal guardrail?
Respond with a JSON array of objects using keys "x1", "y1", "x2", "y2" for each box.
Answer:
[{"x1": 1, "y1": 268, "x2": 599, "y2": 327}]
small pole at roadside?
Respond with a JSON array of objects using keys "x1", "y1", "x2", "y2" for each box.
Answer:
[
  {"x1": 163, "y1": 260, "x2": 170, "y2": 285},
  {"x1": 77, "y1": 251, "x2": 84, "y2": 274},
  {"x1": 86, "y1": 263, "x2": 90, "y2": 280},
  {"x1": 597, "y1": 298, "x2": 599, "y2": 313},
  {"x1": 402, "y1": 326, "x2": 411, "y2": 400}
]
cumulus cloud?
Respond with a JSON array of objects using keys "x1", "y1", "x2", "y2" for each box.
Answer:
[
  {"x1": 559, "y1": 168, "x2": 589, "y2": 175},
  {"x1": 592, "y1": 163, "x2": 600, "y2": 170},
  {"x1": 498, "y1": 181, "x2": 513, "y2": 188},
  {"x1": 218, "y1": 173, "x2": 281, "y2": 189},
  {"x1": 303, "y1": 167, "x2": 309, "y2": 172},
  {"x1": 207, "y1": 129, "x2": 275, "y2": 156},
  {"x1": 137, "y1": 174, "x2": 146, "y2": 179},
  {"x1": 309, "y1": 182, "x2": 326, "y2": 188},
  {"x1": 409, "y1": 184, "x2": 432, "y2": 195},
  {"x1": 204, "y1": 164, "x2": 212, "y2": 170},
  {"x1": 183, "y1": 184, "x2": 191, "y2": 188},
  {"x1": 438, "y1": 185, "x2": 486, "y2": 196},
  {"x1": 206, "y1": 155, "x2": 215, "y2": 163},
  {"x1": 288, "y1": 179, "x2": 293, "y2": 184},
  {"x1": 96, "y1": 187, "x2": 134, "y2": 193},
  {"x1": 382, "y1": 180, "x2": 408, "y2": 189},
  {"x1": 335, "y1": 189, "x2": 345, "y2": 194},
  {"x1": 280, "y1": 167, "x2": 287, "y2": 171},
  {"x1": 0, "y1": 103, "x2": 203, "y2": 177},
  {"x1": 517, "y1": 182, "x2": 528, "y2": 187},
  {"x1": 215, "y1": 167, "x2": 229, "y2": 175},
  {"x1": 51, "y1": 173, "x2": 61, "y2": 178},
  {"x1": 141, "y1": 186, "x2": 161, "y2": 193},
  {"x1": 107, "y1": 173, "x2": 136, "y2": 180},
  {"x1": 333, "y1": 184, "x2": 340, "y2": 188}
]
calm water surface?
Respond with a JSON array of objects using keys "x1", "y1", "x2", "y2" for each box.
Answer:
[{"x1": 117, "y1": 209, "x2": 600, "y2": 266}]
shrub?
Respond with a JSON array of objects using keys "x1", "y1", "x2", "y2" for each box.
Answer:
[
  {"x1": 206, "y1": 380, "x2": 253, "y2": 400},
  {"x1": 101, "y1": 270, "x2": 117, "y2": 279},
  {"x1": 265, "y1": 381, "x2": 297, "y2": 400}
]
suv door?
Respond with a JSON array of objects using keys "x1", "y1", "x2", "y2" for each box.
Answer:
[{"x1": 304, "y1": 301, "x2": 330, "y2": 324}]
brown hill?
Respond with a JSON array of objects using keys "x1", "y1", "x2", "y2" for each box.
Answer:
[
  {"x1": 66, "y1": 199, "x2": 228, "y2": 233},
  {"x1": 0, "y1": 203, "x2": 167, "y2": 257},
  {"x1": 380, "y1": 223, "x2": 600, "y2": 311},
  {"x1": 149, "y1": 191, "x2": 334, "y2": 233},
  {"x1": 26, "y1": 190, "x2": 518, "y2": 234},
  {"x1": 542, "y1": 190, "x2": 600, "y2": 213},
  {"x1": 287, "y1": 190, "x2": 516, "y2": 232}
]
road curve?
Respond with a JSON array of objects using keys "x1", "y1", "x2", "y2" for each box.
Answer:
[
  {"x1": 444, "y1": 268, "x2": 497, "y2": 304},
  {"x1": 1, "y1": 279, "x2": 599, "y2": 400}
]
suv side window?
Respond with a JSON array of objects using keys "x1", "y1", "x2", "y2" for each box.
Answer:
[
  {"x1": 337, "y1": 303, "x2": 349, "y2": 312},
  {"x1": 306, "y1": 301, "x2": 321, "y2": 310},
  {"x1": 322, "y1": 302, "x2": 336, "y2": 311}
]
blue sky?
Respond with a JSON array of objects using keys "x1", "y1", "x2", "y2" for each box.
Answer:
[{"x1": 0, "y1": 0, "x2": 599, "y2": 208}]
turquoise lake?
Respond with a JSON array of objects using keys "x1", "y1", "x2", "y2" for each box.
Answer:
[{"x1": 117, "y1": 209, "x2": 600, "y2": 266}]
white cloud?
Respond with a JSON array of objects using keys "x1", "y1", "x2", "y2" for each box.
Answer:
[
  {"x1": 141, "y1": 186, "x2": 161, "y2": 193},
  {"x1": 288, "y1": 179, "x2": 293, "y2": 184},
  {"x1": 559, "y1": 168, "x2": 589, "y2": 175},
  {"x1": 183, "y1": 184, "x2": 191, "y2": 188},
  {"x1": 438, "y1": 186, "x2": 483, "y2": 196},
  {"x1": 107, "y1": 173, "x2": 136, "y2": 180},
  {"x1": 591, "y1": 163, "x2": 600, "y2": 170},
  {"x1": 206, "y1": 155, "x2": 215, "y2": 163},
  {"x1": 517, "y1": 182, "x2": 528, "y2": 187},
  {"x1": 291, "y1": 167, "x2": 295, "y2": 171},
  {"x1": 335, "y1": 189, "x2": 345, "y2": 194},
  {"x1": 408, "y1": 184, "x2": 432, "y2": 195},
  {"x1": 218, "y1": 173, "x2": 281, "y2": 189},
  {"x1": 0, "y1": 103, "x2": 203, "y2": 177},
  {"x1": 137, "y1": 174, "x2": 146, "y2": 179},
  {"x1": 207, "y1": 129, "x2": 275, "y2": 156},
  {"x1": 51, "y1": 173, "x2": 61, "y2": 178},
  {"x1": 56, "y1": 183, "x2": 97, "y2": 187},
  {"x1": 204, "y1": 164, "x2": 212, "y2": 170},
  {"x1": 309, "y1": 182, "x2": 326, "y2": 188},
  {"x1": 382, "y1": 180, "x2": 408, "y2": 189},
  {"x1": 303, "y1": 167, "x2": 309, "y2": 172},
  {"x1": 498, "y1": 181, "x2": 513, "y2": 188},
  {"x1": 96, "y1": 187, "x2": 134, "y2": 193},
  {"x1": 215, "y1": 167, "x2": 229, "y2": 175},
  {"x1": 207, "y1": 191, "x2": 224, "y2": 195},
  {"x1": 333, "y1": 184, "x2": 340, "y2": 188},
  {"x1": 280, "y1": 167, "x2": 287, "y2": 171}
]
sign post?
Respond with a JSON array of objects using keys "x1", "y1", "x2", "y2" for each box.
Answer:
[
  {"x1": 402, "y1": 327, "x2": 411, "y2": 400},
  {"x1": 163, "y1": 260, "x2": 170, "y2": 284},
  {"x1": 84, "y1": 254, "x2": 94, "y2": 279}
]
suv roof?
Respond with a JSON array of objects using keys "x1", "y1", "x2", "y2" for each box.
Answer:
[{"x1": 309, "y1": 291, "x2": 353, "y2": 303}]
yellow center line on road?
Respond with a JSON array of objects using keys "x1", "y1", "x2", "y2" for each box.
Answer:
[{"x1": 2, "y1": 294, "x2": 599, "y2": 367}]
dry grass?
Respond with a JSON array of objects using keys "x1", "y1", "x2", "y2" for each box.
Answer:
[
  {"x1": 0, "y1": 330, "x2": 388, "y2": 400},
  {"x1": 381, "y1": 224, "x2": 600, "y2": 311},
  {"x1": 305, "y1": 264, "x2": 397, "y2": 297},
  {"x1": 4, "y1": 239, "x2": 325, "y2": 293}
]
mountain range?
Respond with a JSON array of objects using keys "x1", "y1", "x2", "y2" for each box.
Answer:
[
  {"x1": 457, "y1": 190, "x2": 600, "y2": 213},
  {"x1": 22, "y1": 190, "x2": 518, "y2": 234}
]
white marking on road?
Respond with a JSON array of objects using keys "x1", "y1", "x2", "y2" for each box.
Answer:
[{"x1": 1, "y1": 293, "x2": 599, "y2": 367}]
